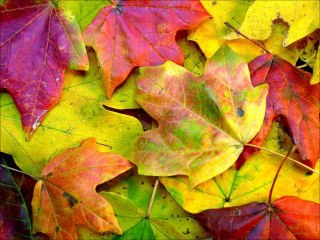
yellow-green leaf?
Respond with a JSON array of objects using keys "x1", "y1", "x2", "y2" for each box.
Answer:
[
  {"x1": 161, "y1": 122, "x2": 320, "y2": 213},
  {"x1": 77, "y1": 174, "x2": 209, "y2": 240}
]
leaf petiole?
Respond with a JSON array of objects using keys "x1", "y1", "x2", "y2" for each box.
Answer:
[
  {"x1": 244, "y1": 143, "x2": 319, "y2": 175},
  {"x1": 0, "y1": 163, "x2": 40, "y2": 180},
  {"x1": 146, "y1": 178, "x2": 159, "y2": 218},
  {"x1": 224, "y1": 22, "x2": 271, "y2": 54},
  {"x1": 268, "y1": 146, "x2": 296, "y2": 204}
]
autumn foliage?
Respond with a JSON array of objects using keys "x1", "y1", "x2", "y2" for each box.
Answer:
[{"x1": 0, "y1": 0, "x2": 319, "y2": 239}]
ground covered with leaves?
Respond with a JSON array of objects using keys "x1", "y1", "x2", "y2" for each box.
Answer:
[{"x1": 0, "y1": 0, "x2": 319, "y2": 239}]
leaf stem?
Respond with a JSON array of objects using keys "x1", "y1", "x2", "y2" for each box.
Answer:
[
  {"x1": 146, "y1": 178, "x2": 159, "y2": 218},
  {"x1": 296, "y1": 63, "x2": 308, "y2": 69},
  {"x1": 224, "y1": 22, "x2": 271, "y2": 54},
  {"x1": 0, "y1": 164, "x2": 39, "y2": 180},
  {"x1": 244, "y1": 143, "x2": 319, "y2": 174},
  {"x1": 268, "y1": 146, "x2": 296, "y2": 204}
]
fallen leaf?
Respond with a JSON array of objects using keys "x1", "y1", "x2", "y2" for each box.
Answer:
[
  {"x1": 188, "y1": 0, "x2": 254, "y2": 58},
  {"x1": 84, "y1": 0, "x2": 210, "y2": 98},
  {"x1": 132, "y1": 46, "x2": 267, "y2": 186},
  {"x1": 0, "y1": 0, "x2": 88, "y2": 138},
  {"x1": 32, "y1": 138, "x2": 132, "y2": 239},
  {"x1": 237, "y1": 54, "x2": 320, "y2": 170},
  {"x1": 77, "y1": 174, "x2": 209, "y2": 240},
  {"x1": 0, "y1": 156, "x2": 36, "y2": 240},
  {"x1": 197, "y1": 196, "x2": 320, "y2": 240},
  {"x1": 161, "y1": 122, "x2": 319, "y2": 213},
  {"x1": 238, "y1": 0, "x2": 319, "y2": 46},
  {"x1": 0, "y1": 50, "x2": 143, "y2": 177}
]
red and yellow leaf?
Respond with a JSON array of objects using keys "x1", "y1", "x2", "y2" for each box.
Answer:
[
  {"x1": 32, "y1": 138, "x2": 132, "y2": 239},
  {"x1": 197, "y1": 196, "x2": 320, "y2": 240},
  {"x1": 132, "y1": 46, "x2": 267, "y2": 186},
  {"x1": 237, "y1": 54, "x2": 320, "y2": 170},
  {"x1": 83, "y1": 0, "x2": 210, "y2": 98},
  {"x1": 0, "y1": 0, "x2": 88, "y2": 139}
]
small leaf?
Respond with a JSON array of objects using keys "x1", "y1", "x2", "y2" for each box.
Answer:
[
  {"x1": 32, "y1": 138, "x2": 133, "y2": 239},
  {"x1": 197, "y1": 196, "x2": 320, "y2": 239}
]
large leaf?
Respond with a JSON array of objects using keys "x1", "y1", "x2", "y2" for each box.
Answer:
[
  {"x1": 0, "y1": 0, "x2": 88, "y2": 138},
  {"x1": 77, "y1": 174, "x2": 209, "y2": 240},
  {"x1": 132, "y1": 46, "x2": 268, "y2": 186},
  {"x1": 197, "y1": 196, "x2": 320, "y2": 239},
  {"x1": 83, "y1": 0, "x2": 210, "y2": 98},
  {"x1": 32, "y1": 138, "x2": 133, "y2": 239},
  {"x1": 0, "y1": 50, "x2": 143, "y2": 177},
  {"x1": 161, "y1": 122, "x2": 319, "y2": 213},
  {"x1": 0, "y1": 156, "x2": 36, "y2": 240},
  {"x1": 238, "y1": 0, "x2": 319, "y2": 46},
  {"x1": 237, "y1": 54, "x2": 320, "y2": 170}
]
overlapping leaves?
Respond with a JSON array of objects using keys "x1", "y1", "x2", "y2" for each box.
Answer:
[
  {"x1": 84, "y1": 0, "x2": 210, "y2": 98},
  {"x1": 0, "y1": 0, "x2": 319, "y2": 239}
]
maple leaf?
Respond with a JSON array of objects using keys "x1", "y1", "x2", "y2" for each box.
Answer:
[
  {"x1": 0, "y1": 0, "x2": 88, "y2": 139},
  {"x1": 236, "y1": 54, "x2": 320, "y2": 170},
  {"x1": 161, "y1": 122, "x2": 319, "y2": 213},
  {"x1": 132, "y1": 46, "x2": 268, "y2": 186},
  {"x1": 32, "y1": 138, "x2": 133, "y2": 239},
  {"x1": 196, "y1": 196, "x2": 320, "y2": 239},
  {"x1": 83, "y1": 0, "x2": 210, "y2": 98}
]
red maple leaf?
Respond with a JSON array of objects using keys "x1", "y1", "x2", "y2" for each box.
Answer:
[
  {"x1": 236, "y1": 54, "x2": 320, "y2": 170},
  {"x1": 0, "y1": 0, "x2": 88, "y2": 139},
  {"x1": 84, "y1": 0, "x2": 210, "y2": 98},
  {"x1": 197, "y1": 196, "x2": 320, "y2": 239}
]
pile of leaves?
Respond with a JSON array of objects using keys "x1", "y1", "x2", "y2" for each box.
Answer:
[{"x1": 0, "y1": 0, "x2": 319, "y2": 239}]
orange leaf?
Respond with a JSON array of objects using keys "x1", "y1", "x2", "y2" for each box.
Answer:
[{"x1": 31, "y1": 138, "x2": 133, "y2": 239}]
